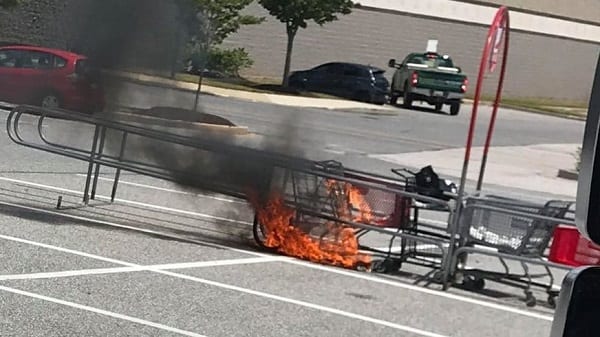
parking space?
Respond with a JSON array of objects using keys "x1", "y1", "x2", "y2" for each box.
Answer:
[
  {"x1": 0, "y1": 102, "x2": 574, "y2": 336},
  {"x1": 0, "y1": 171, "x2": 561, "y2": 337},
  {"x1": 1, "y1": 290, "x2": 186, "y2": 337},
  {"x1": 1, "y1": 239, "x2": 116, "y2": 275},
  {"x1": 0, "y1": 220, "x2": 553, "y2": 337}
]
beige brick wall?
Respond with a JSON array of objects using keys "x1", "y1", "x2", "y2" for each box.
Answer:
[
  {"x1": 0, "y1": 0, "x2": 598, "y2": 101},
  {"x1": 457, "y1": 0, "x2": 600, "y2": 24},
  {"x1": 223, "y1": 2, "x2": 599, "y2": 101},
  {"x1": 0, "y1": 0, "x2": 187, "y2": 73}
]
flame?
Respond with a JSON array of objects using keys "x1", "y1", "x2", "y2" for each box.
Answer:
[
  {"x1": 346, "y1": 184, "x2": 373, "y2": 223},
  {"x1": 250, "y1": 183, "x2": 372, "y2": 270}
]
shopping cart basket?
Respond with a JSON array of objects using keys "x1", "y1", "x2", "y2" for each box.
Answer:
[
  {"x1": 452, "y1": 196, "x2": 573, "y2": 307},
  {"x1": 251, "y1": 161, "x2": 452, "y2": 273}
]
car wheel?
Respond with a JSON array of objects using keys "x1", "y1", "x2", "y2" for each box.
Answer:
[
  {"x1": 39, "y1": 92, "x2": 61, "y2": 109},
  {"x1": 403, "y1": 85, "x2": 413, "y2": 109},
  {"x1": 354, "y1": 91, "x2": 371, "y2": 103},
  {"x1": 290, "y1": 80, "x2": 305, "y2": 90},
  {"x1": 450, "y1": 102, "x2": 460, "y2": 115}
]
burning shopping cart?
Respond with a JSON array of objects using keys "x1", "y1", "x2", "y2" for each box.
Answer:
[{"x1": 250, "y1": 161, "x2": 455, "y2": 273}]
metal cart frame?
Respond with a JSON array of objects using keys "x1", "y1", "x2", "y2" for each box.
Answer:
[{"x1": 449, "y1": 195, "x2": 575, "y2": 307}]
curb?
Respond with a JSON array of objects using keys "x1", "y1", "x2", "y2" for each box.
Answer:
[
  {"x1": 463, "y1": 99, "x2": 587, "y2": 121},
  {"x1": 0, "y1": 101, "x2": 15, "y2": 111},
  {"x1": 111, "y1": 111, "x2": 251, "y2": 136},
  {"x1": 557, "y1": 169, "x2": 579, "y2": 181},
  {"x1": 103, "y1": 70, "x2": 397, "y2": 113}
]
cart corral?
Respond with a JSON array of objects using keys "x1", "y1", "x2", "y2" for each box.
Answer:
[{"x1": 3, "y1": 103, "x2": 584, "y2": 308}]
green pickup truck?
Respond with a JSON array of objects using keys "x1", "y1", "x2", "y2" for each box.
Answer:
[{"x1": 388, "y1": 52, "x2": 468, "y2": 115}]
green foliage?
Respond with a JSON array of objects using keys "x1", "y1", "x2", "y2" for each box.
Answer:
[
  {"x1": 186, "y1": 46, "x2": 253, "y2": 77},
  {"x1": 187, "y1": 0, "x2": 264, "y2": 46},
  {"x1": 257, "y1": 0, "x2": 354, "y2": 85},
  {"x1": 0, "y1": 0, "x2": 19, "y2": 9},
  {"x1": 207, "y1": 47, "x2": 254, "y2": 76},
  {"x1": 258, "y1": 0, "x2": 353, "y2": 32}
]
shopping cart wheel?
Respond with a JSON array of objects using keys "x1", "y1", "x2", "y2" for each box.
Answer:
[
  {"x1": 252, "y1": 214, "x2": 273, "y2": 251},
  {"x1": 524, "y1": 291, "x2": 537, "y2": 307},
  {"x1": 462, "y1": 275, "x2": 485, "y2": 291},
  {"x1": 372, "y1": 259, "x2": 401, "y2": 274},
  {"x1": 432, "y1": 270, "x2": 445, "y2": 283},
  {"x1": 547, "y1": 295, "x2": 557, "y2": 309}
]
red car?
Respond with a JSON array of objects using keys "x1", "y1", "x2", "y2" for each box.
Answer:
[{"x1": 0, "y1": 45, "x2": 105, "y2": 113}]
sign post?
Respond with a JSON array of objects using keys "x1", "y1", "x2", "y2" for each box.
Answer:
[
  {"x1": 476, "y1": 8, "x2": 510, "y2": 191},
  {"x1": 455, "y1": 6, "x2": 510, "y2": 202},
  {"x1": 443, "y1": 6, "x2": 510, "y2": 287}
]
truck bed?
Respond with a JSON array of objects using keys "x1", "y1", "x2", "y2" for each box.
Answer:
[{"x1": 409, "y1": 65, "x2": 466, "y2": 93}]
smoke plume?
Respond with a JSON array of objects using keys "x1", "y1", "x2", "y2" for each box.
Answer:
[{"x1": 61, "y1": 0, "x2": 308, "y2": 203}]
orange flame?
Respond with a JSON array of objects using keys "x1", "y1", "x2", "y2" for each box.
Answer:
[
  {"x1": 346, "y1": 184, "x2": 373, "y2": 223},
  {"x1": 250, "y1": 182, "x2": 372, "y2": 270}
]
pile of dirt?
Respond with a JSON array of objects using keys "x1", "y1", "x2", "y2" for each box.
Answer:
[{"x1": 127, "y1": 106, "x2": 236, "y2": 126}]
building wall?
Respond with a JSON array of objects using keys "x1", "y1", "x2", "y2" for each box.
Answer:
[
  {"x1": 0, "y1": 0, "x2": 598, "y2": 102},
  {"x1": 223, "y1": 2, "x2": 599, "y2": 101},
  {"x1": 454, "y1": 0, "x2": 600, "y2": 24},
  {"x1": 0, "y1": 0, "x2": 188, "y2": 73}
]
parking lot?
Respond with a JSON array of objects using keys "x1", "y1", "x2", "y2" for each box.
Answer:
[
  {"x1": 0, "y1": 173, "x2": 558, "y2": 337},
  {"x1": 0, "y1": 93, "x2": 578, "y2": 337}
]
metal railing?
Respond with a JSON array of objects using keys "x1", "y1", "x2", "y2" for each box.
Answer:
[{"x1": 4, "y1": 104, "x2": 579, "y2": 300}]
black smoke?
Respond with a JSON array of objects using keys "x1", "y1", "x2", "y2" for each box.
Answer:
[
  {"x1": 66, "y1": 0, "x2": 193, "y2": 75},
  {"x1": 56, "y1": 0, "x2": 309, "y2": 204},
  {"x1": 106, "y1": 107, "x2": 307, "y2": 207}
]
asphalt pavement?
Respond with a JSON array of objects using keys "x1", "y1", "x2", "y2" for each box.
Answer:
[
  {"x1": 0, "y1": 174, "x2": 558, "y2": 337},
  {"x1": 0, "y1": 82, "x2": 585, "y2": 337},
  {"x1": 109, "y1": 81, "x2": 584, "y2": 201}
]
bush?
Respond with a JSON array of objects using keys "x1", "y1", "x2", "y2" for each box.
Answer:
[
  {"x1": 207, "y1": 47, "x2": 254, "y2": 77},
  {"x1": 186, "y1": 46, "x2": 254, "y2": 78}
]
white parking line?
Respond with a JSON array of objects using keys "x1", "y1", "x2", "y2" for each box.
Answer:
[
  {"x1": 281, "y1": 259, "x2": 555, "y2": 322},
  {"x1": 0, "y1": 233, "x2": 448, "y2": 337},
  {"x1": 149, "y1": 256, "x2": 289, "y2": 269},
  {"x1": 0, "y1": 266, "x2": 143, "y2": 281},
  {"x1": 0, "y1": 178, "x2": 555, "y2": 321},
  {"x1": 0, "y1": 176, "x2": 252, "y2": 226},
  {"x1": 0, "y1": 256, "x2": 284, "y2": 281},
  {"x1": 0, "y1": 285, "x2": 207, "y2": 337},
  {"x1": 74, "y1": 174, "x2": 242, "y2": 204},
  {"x1": 0, "y1": 200, "x2": 266, "y2": 259}
]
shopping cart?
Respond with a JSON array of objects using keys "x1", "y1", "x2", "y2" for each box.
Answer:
[
  {"x1": 251, "y1": 161, "x2": 452, "y2": 273},
  {"x1": 450, "y1": 196, "x2": 574, "y2": 307}
]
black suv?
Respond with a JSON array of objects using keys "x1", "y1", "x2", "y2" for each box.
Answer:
[{"x1": 288, "y1": 62, "x2": 389, "y2": 105}]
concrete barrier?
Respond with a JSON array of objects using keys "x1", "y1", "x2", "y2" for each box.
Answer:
[
  {"x1": 110, "y1": 111, "x2": 251, "y2": 136},
  {"x1": 0, "y1": 101, "x2": 15, "y2": 112}
]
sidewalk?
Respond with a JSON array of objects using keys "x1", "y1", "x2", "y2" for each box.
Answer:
[
  {"x1": 371, "y1": 143, "x2": 580, "y2": 198},
  {"x1": 107, "y1": 70, "x2": 397, "y2": 113}
]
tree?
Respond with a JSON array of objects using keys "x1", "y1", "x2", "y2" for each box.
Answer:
[
  {"x1": 179, "y1": 0, "x2": 263, "y2": 110},
  {"x1": 258, "y1": 0, "x2": 353, "y2": 87},
  {"x1": 0, "y1": 0, "x2": 19, "y2": 9}
]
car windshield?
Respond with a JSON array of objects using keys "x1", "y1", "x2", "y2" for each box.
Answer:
[{"x1": 0, "y1": 2, "x2": 595, "y2": 337}]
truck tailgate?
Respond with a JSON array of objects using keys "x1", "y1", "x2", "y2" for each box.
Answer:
[{"x1": 414, "y1": 69, "x2": 466, "y2": 93}]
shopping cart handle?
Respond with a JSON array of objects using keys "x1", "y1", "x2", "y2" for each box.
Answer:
[{"x1": 391, "y1": 168, "x2": 414, "y2": 177}]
